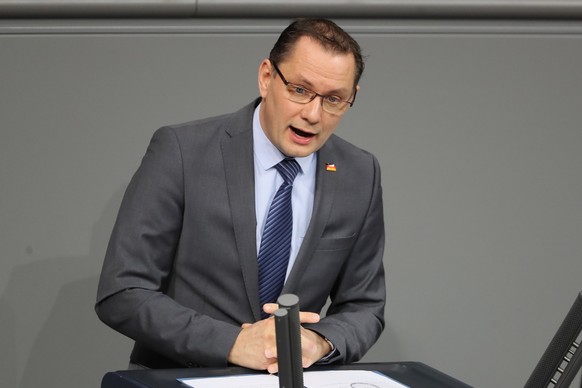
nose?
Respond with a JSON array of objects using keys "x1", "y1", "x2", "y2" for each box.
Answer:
[{"x1": 300, "y1": 96, "x2": 324, "y2": 124}]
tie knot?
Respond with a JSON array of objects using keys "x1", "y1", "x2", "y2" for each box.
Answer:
[{"x1": 275, "y1": 158, "x2": 301, "y2": 185}]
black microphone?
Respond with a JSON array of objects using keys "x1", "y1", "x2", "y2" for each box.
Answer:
[{"x1": 274, "y1": 294, "x2": 304, "y2": 388}]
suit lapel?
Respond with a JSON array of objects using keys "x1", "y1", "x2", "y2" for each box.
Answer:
[
  {"x1": 284, "y1": 139, "x2": 338, "y2": 292},
  {"x1": 221, "y1": 101, "x2": 262, "y2": 321}
]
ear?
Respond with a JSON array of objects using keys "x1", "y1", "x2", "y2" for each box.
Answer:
[{"x1": 258, "y1": 59, "x2": 274, "y2": 98}]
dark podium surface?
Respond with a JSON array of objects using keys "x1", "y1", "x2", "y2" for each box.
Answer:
[{"x1": 102, "y1": 362, "x2": 472, "y2": 388}]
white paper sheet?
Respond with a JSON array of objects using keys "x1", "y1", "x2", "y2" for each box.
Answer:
[{"x1": 178, "y1": 369, "x2": 409, "y2": 388}]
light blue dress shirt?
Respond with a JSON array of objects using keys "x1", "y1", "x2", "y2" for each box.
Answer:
[{"x1": 253, "y1": 104, "x2": 316, "y2": 281}]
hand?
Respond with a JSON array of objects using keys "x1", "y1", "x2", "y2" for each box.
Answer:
[
  {"x1": 227, "y1": 313, "x2": 277, "y2": 371},
  {"x1": 297, "y1": 326, "x2": 333, "y2": 371},
  {"x1": 264, "y1": 303, "x2": 328, "y2": 372},
  {"x1": 262, "y1": 304, "x2": 330, "y2": 371},
  {"x1": 227, "y1": 304, "x2": 323, "y2": 373}
]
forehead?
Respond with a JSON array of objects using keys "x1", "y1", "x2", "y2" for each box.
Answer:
[{"x1": 280, "y1": 37, "x2": 357, "y2": 94}]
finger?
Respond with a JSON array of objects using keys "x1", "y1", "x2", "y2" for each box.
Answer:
[
  {"x1": 263, "y1": 304, "x2": 320, "y2": 324},
  {"x1": 262, "y1": 303, "x2": 279, "y2": 315},
  {"x1": 241, "y1": 323, "x2": 252, "y2": 328},
  {"x1": 267, "y1": 360, "x2": 279, "y2": 374},
  {"x1": 264, "y1": 346, "x2": 277, "y2": 359},
  {"x1": 299, "y1": 311, "x2": 320, "y2": 323},
  {"x1": 265, "y1": 347, "x2": 278, "y2": 374}
]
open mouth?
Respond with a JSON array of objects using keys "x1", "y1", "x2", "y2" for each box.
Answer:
[{"x1": 290, "y1": 126, "x2": 315, "y2": 138}]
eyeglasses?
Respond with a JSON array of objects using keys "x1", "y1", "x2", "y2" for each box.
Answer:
[{"x1": 271, "y1": 61, "x2": 357, "y2": 115}]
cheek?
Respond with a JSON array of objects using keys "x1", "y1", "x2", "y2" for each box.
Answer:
[
  {"x1": 266, "y1": 98, "x2": 285, "y2": 125},
  {"x1": 279, "y1": 103, "x2": 305, "y2": 125},
  {"x1": 320, "y1": 117, "x2": 341, "y2": 137}
]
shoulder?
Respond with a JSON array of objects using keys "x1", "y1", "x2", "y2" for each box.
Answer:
[
  {"x1": 155, "y1": 98, "x2": 260, "y2": 141},
  {"x1": 325, "y1": 134, "x2": 380, "y2": 169}
]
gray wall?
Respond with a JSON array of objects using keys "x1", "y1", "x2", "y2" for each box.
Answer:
[{"x1": 1, "y1": 16, "x2": 582, "y2": 388}]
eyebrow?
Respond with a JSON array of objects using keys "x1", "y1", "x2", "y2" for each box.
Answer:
[{"x1": 294, "y1": 76, "x2": 350, "y2": 97}]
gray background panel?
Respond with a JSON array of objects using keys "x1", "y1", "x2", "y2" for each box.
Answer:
[
  {"x1": 3, "y1": 1, "x2": 582, "y2": 18},
  {"x1": 1, "y1": 17, "x2": 581, "y2": 387}
]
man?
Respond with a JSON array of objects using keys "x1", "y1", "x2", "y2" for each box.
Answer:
[{"x1": 96, "y1": 18, "x2": 385, "y2": 373}]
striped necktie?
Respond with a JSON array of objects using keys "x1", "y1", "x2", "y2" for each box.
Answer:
[{"x1": 258, "y1": 158, "x2": 301, "y2": 318}]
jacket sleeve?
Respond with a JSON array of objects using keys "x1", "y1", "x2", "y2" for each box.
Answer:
[{"x1": 95, "y1": 126, "x2": 241, "y2": 367}]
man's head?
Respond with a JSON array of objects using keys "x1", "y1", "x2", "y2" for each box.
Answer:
[
  {"x1": 269, "y1": 18, "x2": 365, "y2": 88},
  {"x1": 258, "y1": 18, "x2": 364, "y2": 158}
]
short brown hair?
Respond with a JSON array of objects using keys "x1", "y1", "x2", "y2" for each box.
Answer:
[{"x1": 269, "y1": 18, "x2": 365, "y2": 88}]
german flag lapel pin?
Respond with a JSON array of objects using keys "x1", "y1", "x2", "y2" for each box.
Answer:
[{"x1": 325, "y1": 163, "x2": 337, "y2": 172}]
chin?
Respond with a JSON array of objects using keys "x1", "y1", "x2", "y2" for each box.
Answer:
[{"x1": 284, "y1": 147, "x2": 316, "y2": 158}]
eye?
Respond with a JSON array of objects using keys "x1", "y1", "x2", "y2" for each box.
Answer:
[
  {"x1": 292, "y1": 86, "x2": 308, "y2": 95},
  {"x1": 325, "y1": 95, "x2": 342, "y2": 105}
]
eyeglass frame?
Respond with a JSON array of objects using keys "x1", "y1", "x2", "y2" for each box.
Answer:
[{"x1": 270, "y1": 61, "x2": 357, "y2": 115}]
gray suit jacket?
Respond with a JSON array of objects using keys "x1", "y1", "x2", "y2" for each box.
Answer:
[{"x1": 96, "y1": 98, "x2": 385, "y2": 368}]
